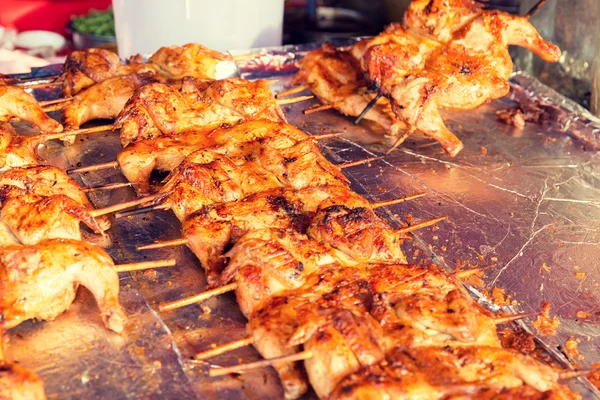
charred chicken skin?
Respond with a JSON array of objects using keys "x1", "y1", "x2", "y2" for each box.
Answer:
[
  {"x1": 61, "y1": 43, "x2": 232, "y2": 96},
  {"x1": 117, "y1": 120, "x2": 308, "y2": 194},
  {"x1": 0, "y1": 239, "x2": 126, "y2": 333},
  {"x1": 114, "y1": 78, "x2": 285, "y2": 147},
  {"x1": 0, "y1": 123, "x2": 40, "y2": 172},
  {"x1": 154, "y1": 138, "x2": 348, "y2": 221},
  {"x1": 291, "y1": 42, "x2": 404, "y2": 136},
  {"x1": 0, "y1": 166, "x2": 110, "y2": 245},
  {"x1": 0, "y1": 85, "x2": 62, "y2": 133},
  {"x1": 0, "y1": 361, "x2": 46, "y2": 400},
  {"x1": 330, "y1": 345, "x2": 566, "y2": 400},
  {"x1": 182, "y1": 184, "x2": 406, "y2": 285}
]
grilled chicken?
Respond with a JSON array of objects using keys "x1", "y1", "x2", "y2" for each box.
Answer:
[
  {"x1": 61, "y1": 73, "x2": 160, "y2": 133},
  {"x1": 0, "y1": 123, "x2": 40, "y2": 172},
  {"x1": 357, "y1": 10, "x2": 560, "y2": 156},
  {"x1": 117, "y1": 120, "x2": 307, "y2": 194},
  {"x1": 0, "y1": 239, "x2": 126, "y2": 333},
  {"x1": 62, "y1": 43, "x2": 232, "y2": 96},
  {"x1": 0, "y1": 85, "x2": 62, "y2": 133},
  {"x1": 155, "y1": 138, "x2": 348, "y2": 220},
  {"x1": 0, "y1": 362, "x2": 46, "y2": 400},
  {"x1": 114, "y1": 78, "x2": 285, "y2": 147},
  {"x1": 0, "y1": 166, "x2": 110, "y2": 244},
  {"x1": 330, "y1": 346, "x2": 564, "y2": 400},
  {"x1": 182, "y1": 184, "x2": 406, "y2": 285},
  {"x1": 293, "y1": 42, "x2": 405, "y2": 136}
]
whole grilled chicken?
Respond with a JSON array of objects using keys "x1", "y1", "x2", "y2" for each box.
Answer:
[
  {"x1": 114, "y1": 78, "x2": 285, "y2": 147},
  {"x1": 0, "y1": 85, "x2": 62, "y2": 133},
  {"x1": 0, "y1": 166, "x2": 110, "y2": 244},
  {"x1": 0, "y1": 239, "x2": 126, "y2": 333},
  {"x1": 116, "y1": 120, "x2": 308, "y2": 194},
  {"x1": 330, "y1": 345, "x2": 570, "y2": 400}
]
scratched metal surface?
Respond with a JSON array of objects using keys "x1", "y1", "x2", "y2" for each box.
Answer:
[{"x1": 4, "y1": 45, "x2": 600, "y2": 399}]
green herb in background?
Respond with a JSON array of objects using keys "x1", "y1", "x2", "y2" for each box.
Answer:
[{"x1": 71, "y1": 7, "x2": 115, "y2": 36}]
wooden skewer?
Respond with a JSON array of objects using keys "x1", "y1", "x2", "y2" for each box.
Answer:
[
  {"x1": 309, "y1": 131, "x2": 345, "y2": 141},
  {"x1": 115, "y1": 204, "x2": 170, "y2": 219},
  {"x1": 43, "y1": 124, "x2": 114, "y2": 142},
  {"x1": 89, "y1": 193, "x2": 163, "y2": 217},
  {"x1": 494, "y1": 311, "x2": 542, "y2": 325},
  {"x1": 338, "y1": 156, "x2": 384, "y2": 169},
  {"x1": 67, "y1": 161, "x2": 119, "y2": 174},
  {"x1": 396, "y1": 216, "x2": 448, "y2": 234},
  {"x1": 137, "y1": 237, "x2": 189, "y2": 251},
  {"x1": 303, "y1": 101, "x2": 344, "y2": 115},
  {"x1": 159, "y1": 283, "x2": 237, "y2": 312},
  {"x1": 41, "y1": 103, "x2": 68, "y2": 113},
  {"x1": 195, "y1": 337, "x2": 255, "y2": 361},
  {"x1": 114, "y1": 258, "x2": 176, "y2": 273},
  {"x1": 455, "y1": 264, "x2": 495, "y2": 279},
  {"x1": 15, "y1": 80, "x2": 62, "y2": 89},
  {"x1": 209, "y1": 350, "x2": 313, "y2": 377},
  {"x1": 137, "y1": 196, "x2": 435, "y2": 251},
  {"x1": 39, "y1": 97, "x2": 73, "y2": 107},
  {"x1": 275, "y1": 95, "x2": 314, "y2": 106},
  {"x1": 371, "y1": 192, "x2": 426, "y2": 208},
  {"x1": 559, "y1": 369, "x2": 596, "y2": 380},
  {"x1": 82, "y1": 182, "x2": 134, "y2": 193},
  {"x1": 386, "y1": 127, "x2": 415, "y2": 155},
  {"x1": 275, "y1": 85, "x2": 309, "y2": 99},
  {"x1": 354, "y1": 93, "x2": 382, "y2": 125}
]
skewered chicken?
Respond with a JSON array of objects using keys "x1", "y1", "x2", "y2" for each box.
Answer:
[
  {"x1": 292, "y1": 42, "x2": 405, "y2": 136},
  {"x1": 0, "y1": 123, "x2": 40, "y2": 171},
  {"x1": 182, "y1": 184, "x2": 407, "y2": 284},
  {"x1": 114, "y1": 78, "x2": 285, "y2": 147},
  {"x1": 61, "y1": 72, "x2": 160, "y2": 132},
  {"x1": 355, "y1": 8, "x2": 560, "y2": 156},
  {"x1": 154, "y1": 138, "x2": 349, "y2": 220},
  {"x1": 0, "y1": 166, "x2": 110, "y2": 244},
  {"x1": 0, "y1": 85, "x2": 62, "y2": 133},
  {"x1": 0, "y1": 239, "x2": 126, "y2": 333},
  {"x1": 330, "y1": 345, "x2": 567, "y2": 400},
  {"x1": 62, "y1": 43, "x2": 233, "y2": 96},
  {"x1": 116, "y1": 120, "x2": 308, "y2": 194}
]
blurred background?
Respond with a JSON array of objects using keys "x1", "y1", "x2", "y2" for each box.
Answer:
[{"x1": 0, "y1": 0, "x2": 597, "y2": 113}]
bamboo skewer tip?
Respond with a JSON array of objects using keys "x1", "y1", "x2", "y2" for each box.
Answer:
[
  {"x1": 195, "y1": 337, "x2": 254, "y2": 361},
  {"x1": 208, "y1": 350, "x2": 313, "y2": 377},
  {"x1": 275, "y1": 84, "x2": 309, "y2": 99},
  {"x1": 159, "y1": 283, "x2": 238, "y2": 312},
  {"x1": 114, "y1": 258, "x2": 177, "y2": 273},
  {"x1": 276, "y1": 95, "x2": 314, "y2": 106}
]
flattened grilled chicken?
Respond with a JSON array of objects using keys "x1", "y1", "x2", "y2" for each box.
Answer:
[
  {"x1": 148, "y1": 43, "x2": 232, "y2": 80},
  {"x1": 0, "y1": 166, "x2": 110, "y2": 244},
  {"x1": 115, "y1": 78, "x2": 285, "y2": 147},
  {"x1": 0, "y1": 361, "x2": 46, "y2": 400},
  {"x1": 0, "y1": 123, "x2": 40, "y2": 171},
  {"x1": 62, "y1": 44, "x2": 232, "y2": 96},
  {"x1": 358, "y1": 9, "x2": 560, "y2": 156},
  {"x1": 330, "y1": 346, "x2": 565, "y2": 400},
  {"x1": 0, "y1": 239, "x2": 126, "y2": 333},
  {"x1": 183, "y1": 185, "x2": 406, "y2": 284},
  {"x1": 61, "y1": 73, "x2": 159, "y2": 132},
  {"x1": 155, "y1": 138, "x2": 348, "y2": 220},
  {"x1": 221, "y1": 229, "x2": 355, "y2": 318},
  {"x1": 293, "y1": 42, "x2": 404, "y2": 136},
  {"x1": 404, "y1": 0, "x2": 484, "y2": 43},
  {"x1": 117, "y1": 120, "x2": 307, "y2": 194},
  {"x1": 0, "y1": 85, "x2": 62, "y2": 133}
]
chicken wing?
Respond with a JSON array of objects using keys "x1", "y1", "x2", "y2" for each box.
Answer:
[
  {"x1": 0, "y1": 86, "x2": 62, "y2": 133},
  {"x1": 0, "y1": 239, "x2": 126, "y2": 333},
  {"x1": 0, "y1": 123, "x2": 40, "y2": 172}
]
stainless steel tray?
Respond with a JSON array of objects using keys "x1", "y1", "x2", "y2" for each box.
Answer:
[{"x1": 6, "y1": 44, "x2": 600, "y2": 399}]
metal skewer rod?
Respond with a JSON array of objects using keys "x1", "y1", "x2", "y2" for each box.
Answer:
[{"x1": 354, "y1": 92, "x2": 382, "y2": 125}]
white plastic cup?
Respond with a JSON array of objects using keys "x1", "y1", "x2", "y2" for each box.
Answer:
[{"x1": 112, "y1": 0, "x2": 284, "y2": 58}]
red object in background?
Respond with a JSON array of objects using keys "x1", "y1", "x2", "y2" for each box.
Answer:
[{"x1": 0, "y1": 0, "x2": 111, "y2": 36}]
